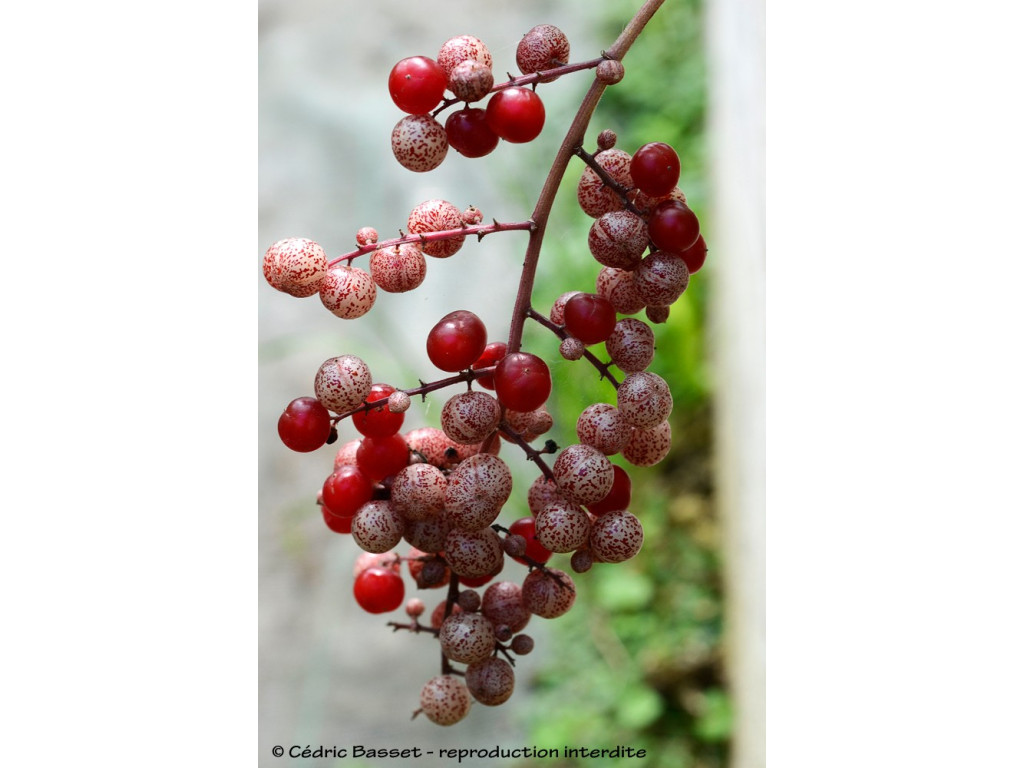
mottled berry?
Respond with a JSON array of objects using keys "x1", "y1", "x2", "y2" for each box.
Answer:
[
  {"x1": 521, "y1": 568, "x2": 576, "y2": 619},
  {"x1": 466, "y1": 657, "x2": 515, "y2": 706},
  {"x1": 633, "y1": 251, "x2": 690, "y2": 308},
  {"x1": 444, "y1": 526, "x2": 504, "y2": 579},
  {"x1": 606, "y1": 318, "x2": 656, "y2": 372},
  {"x1": 444, "y1": 454, "x2": 513, "y2": 531},
  {"x1": 369, "y1": 243, "x2": 427, "y2": 293},
  {"x1": 407, "y1": 199, "x2": 465, "y2": 258},
  {"x1": 576, "y1": 149, "x2": 632, "y2": 218},
  {"x1": 588, "y1": 210, "x2": 648, "y2": 270},
  {"x1": 391, "y1": 114, "x2": 448, "y2": 172},
  {"x1": 552, "y1": 443, "x2": 615, "y2": 505},
  {"x1": 262, "y1": 237, "x2": 328, "y2": 298},
  {"x1": 535, "y1": 499, "x2": 592, "y2": 553},
  {"x1": 439, "y1": 611, "x2": 495, "y2": 664},
  {"x1": 314, "y1": 355, "x2": 373, "y2": 414},
  {"x1": 589, "y1": 509, "x2": 644, "y2": 563},
  {"x1": 617, "y1": 371, "x2": 674, "y2": 430},
  {"x1": 441, "y1": 391, "x2": 502, "y2": 445},
  {"x1": 437, "y1": 35, "x2": 493, "y2": 80},
  {"x1": 623, "y1": 419, "x2": 673, "y2": 467},
  {"x1": 516, "y1": 24, "x2": 570, "y2": 81},
  {"x1": 576, "y1": 403, "x2": 630, "y2": 455},
  {"x1": 419, "y1": 675, "x2": 471, "y2": 726},
  {"x1": 351, "y1": 500, "x2": 405, "y2": 554},
  {"x1": 596, "y1": 266, "x2": 647, "y2": 315},
  {"x1": 448, "y1": 59, "x2": 494, "y2": 103}
]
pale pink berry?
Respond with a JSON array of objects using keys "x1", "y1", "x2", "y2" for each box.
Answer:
[
  {"x1": 369, "y1": 243, "x2": 427, "y2": 293},
  {"x1": 333, "y1": 439, "x2": 361, "y2": 468},
  {"x1": 439, "y1": 611, "x2": 495, "y2": 664},
  {"x1": 351, "y1": 500, "x2": 405, "y2": 554},
  {"x1": 576, "y1": 149, "x2": 633, "y2": 218},
  {"x1": 535, "y1": 499, "x2": 592, "y2": 553},
  {"x1": 407, "y1": 199, "x2": 465, "y2": 258},
  {"x1": 355, "y1": 227, "x2": 378, "y2": 247},
  {"x1": 420, "y1": 675, "x2": 471, "y2": 726},
  {"x1": 444, "y1": 453, "x2": 512, "y2": 531},
  {"x1": 318, "y1": 265, "x2": 377, "y2": 318},
  {"x1": 391, "y1": 114, "x2": 448, "y2": 173},
  {"x1": 448, "y1": 59, "x2": 494, "y2": 103},
  {"x1": 516, "y1": 24, "x2": 570, "y2": 81},
  {"x1": 314, "y1": 354, "x2": 373, "y2": 414},
  {"x1": 388, "y1": 390, "x2": 411, "y2": 413},
  {"x1": 403, "y1": 516, "x2": 452, "y2": 554},
  {"x1": 588, "y1": 210, "x2": 648, "y2": 270},
  {"x1": 527, "y1": 475, "x2": 567, "y2": 516},
  {"x1": 560, "y1": 336, "x2": 585, "y2": 361},
  {"x1": 589, "y1": 509, "x2": 644, "y2": 563},
  {"x1": 623, "y1": 419, "x2": 673, "y2": 467},
  {"x1": 576, "y1": 403, "x2": 631, "y2": 455},
  {"x1": 482, "y1": 581, "x2": 531, "y2": 633},
  {"x1": 606, "y1": 318, "x2": 656, "y2": 372},
  {"x1": 437, "y1": 35, "x2": 493, "y2": 80},
  {"x1": 617, "y1": 371, "x2": 673, "y2": 430},
  {"x1": 552, "y1": 443, "x2": 615, "y2": 505},
  {"x1": 391, "y1": 463, "x2": 447, "y2": 521},
  {"x1": 596, "y1": 266, "x2": 646, "y2": 315},
  {"x1": 521, "y1": 568, "x2": 576, "y2": 619},
  {"x1": 262, "y1": 237, "x2": 328, "y2": 298},
  {"x1": 466, "y1": 657, "x2": 515, "y2": 706},
  {"x1": 406, "y1": 598, "x2": 425, "y2": 618},
  {"x1": 596, "y1": 59, "x2": 625, "y2": 85},
  {"x1": 444, "y1": 526, "x2": 504, "y2": 578},
  {"x1": 549, "y1": 290, "x2": 583, "y2": 325},
  {"x1": 462, "y1": 205, "x2": 483, "y2": 225},
  {"x1": 633, "y1": 251, "x2": 690, "y2": 307},
  {"x1": 441, "y1": 391, "x2": 501, "y2": 445},
  {"x1": 405, "y1": 426, "x2": 459, "y2": 468}
]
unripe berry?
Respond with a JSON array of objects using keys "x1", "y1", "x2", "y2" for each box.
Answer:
[
  {"x1": 437, "y1": 35, "x2": 493, "y2": 80},
  {"x1": 388, "y1": 390, "x2": 411, "y2": 413},
  {"x1": 521, "y1": 568, "x2": 576, "y2": 619},
  {"x1": 355, "y1": 227, "x2": 378, "y2": 247},
  {"x1": 262, "y1": 237, "x2": 328, "y2": 298},
  {"x1": 646, "y1": 305, "x2": 671, "y2": 324},
  {"x1": 314, "y1": 355, "x2": 373, "y2": 414},
  {"x1": 351, "y1": 500, "x2": 405, "y2": 554},
  {"x1": 588, "y1": 210, "x2": 648, "y2": 270},
  {"x1": 576, "y1": 148, "x2": 632, "y2": 218},
  {"x1": 466, "y1": 657, "x2": 515, "y2": 706},
  {"x1": 391, "y1": 114, "x2": 448, "y2": 173},
  {"x1": 589, "y1": 509, "x2": 644, "y2": 563},
  {"x1": 318, "y1": 265, "x2": 377, "y2": 319},
  {"x1": 448, "y1": 59, "x2": 494, "y2": 103},
  {"x1": 444, "y1": 526, "x2": 504, "y2": 579},
  {"x1": 535, "y1": 499, "x2": 592, "y2": 553},
  {"x1": 516, "y1": 24, "x2": 570, "y2": 81},
  {"x1": 633, "y1": 251, "x2": 690, "y2": 307},
  {"x1": 369, "y1": 243, "x2": 427, "y2": 293},
  {"x1": 391, "y1": 463, "x2": 447, "y2": 521},
  {"x1": 576, "y1": 403, "x2": 631, "y2": 455},
  {"x1": 560, "y1": 336, "x2": 585, "y2": 361},
  {"x1": 617, "y1": 371, "x2": 674, "y2": 430},
  {"x1": 407, "y1": 199, "x2": 465, "y2": 258},
  {"x1": 458, "y1": 589, "x2": 482, "y2": 613},
  {"x1": 441, "y1": 391, "x2": 502, "y2": 445},
  {"x1": 553, "y1": 443, "x2": 615, "y2": 505},
  {"x1": 596, "y1": 266, "x2": 646, "y2": 315},
  {"x1": 420, "y1": 675, "x2": 471, "y2": 726},
  {"x1": 606, "y1": 318, "x2": 656, "y2": 372},
  {"x1": 444, "y1": 453, "x2": 513, "y2": 531},
  {"x1": 597, "y1": 129, "x2": 617, "y2": 151},
  {"x1": 510, "y1": 634, "x2": 534, "y2": 655},
  {"x1": 570, "y1": 548, "x2": 594, "y2": 573},
  {"x1": 406, "y1": 598, "x2": 426, "y2": 618},
  {"x1": 596, "y1": 59, "x2": 625, "y2": 85},
  {"x1": 623, "y1": 419, "x2": 673, "y2": 467}
]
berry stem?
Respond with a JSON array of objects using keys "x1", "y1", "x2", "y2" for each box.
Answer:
[
  {"x1": 497, "y1": 421, "x2": 557, "y2": 482},
  {"x1": 332, "y1": 366, "x2": 496, "y2": 422},
  {"x1": 574, "y1": 145, "x2": 644, "y2": 217},
  {"x1": 525, "y1": 308, "x2": 621, "y2": 387},
  {"x1": 504, "y1": 0, "x2": 667, "y2": 354},
  {"x1": 328, "y1": 221, "x2": 534, "y2": 268}
]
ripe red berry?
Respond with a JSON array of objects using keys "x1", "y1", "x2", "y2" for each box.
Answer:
[
  {"x1": 680, "y1": 233, "x2": 708, "y2": 274},
  {"x1": 277, "y1": 397, "x2": 333, "y2": 452},
  {"x1": 388, "y1": 56, "x2": 447, "y2": 115},
  {"x1": 321, "y1": 504, "x2": 354, "y2": 534},
  {"x1": 485, "y1": 87, "x2": 545, "y2": 144},
  {"x1": 507, "y1": 517, "x2": 552, "y2": 565},
  {"x1": 630, "y1": 142, "x2": 681, "y2": 197},
  {"x1": 426, "y1": 310, "x2": 488, "y2": 372},
  {"x1": 321, "y1": 464, "x2": 374, "y2": 518},
  {"x1": 494, "y1": 352, "x2": 551, "y2": 412},
  {"x1": 471, "y1": 341, "x2": 507, "y2": 389},
  {"x1": 647, "y1": 199, "x2": 701, "y2": 253},
  {"x1": 356, "y1": 433, "x2": 410, "y2": 482},
  {"x1": 445, "y1": 108, "x2": 500, "y2": 158},
  {"x1": 562, "y1": 293, "x2": 617, "y2": 345},
  {"x1": 353, "y1": 566, "x2": 405, "y2": 613},
  {"x1": 352, "y1": 383, "x2": 405, "y2": 439}
]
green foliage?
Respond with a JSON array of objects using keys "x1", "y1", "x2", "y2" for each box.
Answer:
[{"x1": 516, "y1": 1, "x2": 728, "y2": 765}]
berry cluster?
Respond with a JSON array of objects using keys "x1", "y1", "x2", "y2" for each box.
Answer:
[{"x1": 264, "y1": 4, "x2": 701, "y2": 726}]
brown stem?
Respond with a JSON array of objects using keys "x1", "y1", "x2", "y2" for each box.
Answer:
[
  {"x1": 525, "y1": 308, "x2": 621, "y2": 388},
  {"x1": 505, "y1": 0, "x2": 667, "y2": 353},
  {"x1": 331, "y1": 367, "x2": 495, "y2": 422}
]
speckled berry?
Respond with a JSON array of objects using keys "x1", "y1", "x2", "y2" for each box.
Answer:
[
  {"x1": 482, "y1": 581, "x2": 531, "y2": 633},
  {"x1": 262, "y1": 237, "x2": 328, "y2": 297},
  {"x1": 552, "y1": 443, "x2": 615, "y2": 505},
  {"x1": 516, "y1": 24, "x2": 570, "y2": 81},
  {"x1": 388, "y1": 390, "x2": 411, "y2": 413},
  {"x1": 444, "y1": 526, "x2": 504, "y2": 578},
  {"x1": 403, "y1": 516, "x2": 452, "y2": 554},
  {"x1": 441, "y1": 391, "x2": 502, "y2": 445},
  {"x1": 391, "y1": 463, "x2": 447, "y2": 521},
  {"x1": 439, "y1": 611, "x2": 495, "y2": 664},
  {"x1": 351, "y1": 500, "x2": 405, "y2": 554},
  {"x1": 391, "y1": 114, "x2": 448, "y2": 173},
  {"x1": 407, "y1": 199, "x2": 465, "y2": 258},
  {"x1": 596, "y1": 59, "x2": 625, "y2": 85},
  {"x1": 596, "y1": 266, "x2": 646, "y2": 315},
  {"x1": 576, "y1": 149, "x2": 633, "y2": 218},
  {"x1": 444, "y1": 453, "x2": 512, "y2": 531},
  {"x1": 633, "y1": 251, "x2": 690, "y2": 307},
  {"x1": 527, "y1": 475, "x2": 567, "y2": 516},
  {"x1": 589, "y1": 509, "x2": 644, "y2": 563},
  {"x1": 466, "y1": 657, "x2": 515, "y2": 706},
  {"x1": 560, "y1": 336, "x2": 585, "y2": 361},
  {"x1": 355, "y1": 227, "x2": 378, "y2": 247},
  {"x1": 588, "y1": 210, "x2": 648, "y2": 270},
  {"x1": 617, "y1": 371, "x2": 673, "y2": 430},
  {"x1": 318, "y1": 265, "x2": 377, "y2": 318},
  {"x1": 437, "y1": 35, "x2": 493, "y2": 79},
  {"x1": 576, "y1": 403, "x2": 631, "y2": 455},
  {"x1": 521, "y1": 568, "x2": 576, "y2": 619},
  {"x1": 535, "y1": 499, "x2": 592, "y2": 553},
  {"x1": 606, "y1": 318, "x2": 655, "y2": 372},
  {"x1": 502, "y1": 405, "x2": 553, "y2": 443},
  {"x1": 370, "y1": 243, "x2": 427, "y2": 293},
  {"x1": 420, "y1": 675, "x2": 471, "y2": 726},
  {"x1": 623, "y1": 419, "x2": 673, "y2": 467},
  {"x1": 646, "y1": 305, "x2": 671, "y2": 324},
  {"x1": 448, "y1": 59, "x2": 494, "y2": 103},
  {"x1": 314, "y1": 355, "x2": 373, "y2": 414}
]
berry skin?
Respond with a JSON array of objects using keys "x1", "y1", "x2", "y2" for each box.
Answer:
[
  {"x1": 623, "y1": 419, "x2": 673, "y2": 467},
  {"x1": 318, "y1": 265, "x2": 377, "y2": 319},
  {"x1": 471, "y1": 341, "x2": 507, "y2": 389},
  {"x1": 426, "y1": 310, "x2": 488, "y2": 372},
  {"x1": 352, "y1": 383, "x2": 405, "y2": 439},
  {"x1": 420, "y1": 675, "x2": 472, "y2": 726},
  {"x1": 445, "y1": 107, "x2": 500, "y2": 158},
  {"x1": 321, "y1": 464, "x2": 374, "y2": 517},
  {"x1": 617, "y1": 371, "x2": 674, "y2": 430},
  {"x1": 648, "y1": 199, "x2": 701, "y2": 253},
  {"x1": 680, "y1": 233, "x2": 708, "y2": 274},
  {"x1": 576, "y1": 403, "x2": 631, "y2": 455},
  {"x1": 481, "y1": 581, "x2": 531, "y2": 633},
  {"x1": 314, "y1": 355, "x2": 373, "y2": 414},
  {"x1": 596, "y1": 59, "x2": 625, "y2": 85},
  {"x1": 552, "y1": 443, "x2": 615, "y2": 505},
  {"x1": 369, "y1": 243, "x2": 427, "y2": 293},
  {"x1": 516, "y1": 24, "x2": 570, "y2": 81},
  {"x1": 407, "y1": 199, "x2": 466, "y2": 258},
  {"x1": 390, "y1": 463, "x2": 447, "y2": 521},
  {"x1": 391, "y1": 114, "x2": 448, "y2": 172},
  {"x1": 444, "y1": 526, "x2": 504, "y2": 579},
  {"x1": 277, "y1": 397, "x2": 332, "y2": 452},
  {"x1": 606, "y1": 318, "x2": 656, "y2": 373},
  {"x1": 466, "y1": 657, "x2": 515, "y2": 706},
  {"x1": 388, "y1": 56, "x2": 447, "y2": 115},
  {"x1": 576, "y1": 149, "x2": 632, "y2": 218},
  {"x1": 262, "y1": 237, "x2": 328, "y2": 298},
  {"x1": 535, "y1": 499, "x2": 592, "y2": 553},
  {"x1": 448, "y1": 59, "x2": 494, "y2": 103},
  {"x1": 437, "y1": 35, "x2": 493, "y2": 80},
  {"x1": 563, "y1": 293, "x2": 617, "y2": 345},
  {"x1": 444, "y1": 453, "x2": 513, "y2": 531},
  {"x1": 549, "y1": 291, "x2": 583, "y2": 325},
  {"x1": 441, "y1": 391, "x2": 501, "y2": 445},
  {"x1": 485, "y1": 87, "x2": 545, "y2": 143},
  {"x1": 351, "y1": 500, "x2": 405, "y2": 554},
  {"x1": 630, "y1": 142, "x2": 681, "y2": 197},
  {"x1": 589, "y1": 509, "x2": 644, "y2": 563},
  {"x1": 353, "y1": 565, "x2": 405, "y2": 613},
  {"x1": 439, "y1": 611, "x2": 496, "y2": 664},
  {"x1": 507, "y1": 516, "x2": 553, "y2": 566},
  {"x1": 588, "y1": 210, "x2": 648, "y2": 270},
  {"x1": 521, "y1": 568, "x2": 576, "y2": 619},
  {"x1": 596, "y1": 266, "x2": 646, "y2": 315},
  {"x1": 321, "y1": 504, "x2": 353, "y2": 534},
  {"x1": 494, "y1": 352, "x2": 551, "y2": 412},
  {"x1": 633, "y1": 251, "x2": 690, "y2": 308}
]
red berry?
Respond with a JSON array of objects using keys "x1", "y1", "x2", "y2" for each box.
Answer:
[
  {"x1": 648, "y1": 199, "x2": 700, "y2": 253},
  {"x1": 562, "y1": 293, "x2": 617, "y2": 345},
  {"x1": 586, "y1": 464, "x2": 632, "y2": 515},
  {"x1": 321, "y1": 504, "x2": 353, "y2": 534},
  {"x1": 352, "y1": 383, "x2": 405, "y2": 439},
  {"x1": 321, "y1": 464, "x2": 374, "y2": 518},
  {"x1": 680, "y1": 233, "x2": 708, "y2": 274},
  {"x1": 507, "y1": 517, "x2": 553, "y2": 566},
  {"x1": 388, "y1": 56, "x2": 447, "y2": 115},
  {"x1": 445, "y1": 108, "x2": 500, "y2": 158},
  {"x1": 485, "y1": 87, "x2": 545, "y2": 144},
  {"x1": 356, "y1": 434, "x2": 410, "y2": 482},
  {"x1": 353, "y1": 566, "x2": 405, "y2": 613},
  {"x1": 494, "y1": 352, "x2": 551, "y2": 412},
  {"x1": 426, "y1": 310, "x2": 488, "y2": 372},
  {"x1": 630, "y1": 142, "x2": 681, "y2": 197},
  {"x1": 277, "y1": 397, "x2": 332, "y2": 452},
  {"x1": 472, "y1": 341, "x2": 507, "y2": 389}
]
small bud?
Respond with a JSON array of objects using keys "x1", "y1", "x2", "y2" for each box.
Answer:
[
  {"x1": 406, "y1": 598, "x2": 425, "y2": 618},
  {"x1": 570, "y1": 548, "x2": 594, "y2": 573},
  {"x1": 458, "y1": 589, "x2": 482, "y2": 612},
  {"x1": 503, "y1": 533, "x2": 527, "y2": 559},
  {"x1": 596, "y1": 59, "x2": 625, "y2": 85},
  {"x1": 510, "y1": 634, "x2": 534, "y2": 655},
  {"x1": 388, "y1": 390, "x2": 411, "y2": 413},
  {"x1": 494, "y1": 624, "x2": 514, "y2": 642},
  {"x1": 356, "y1": 227, "x2": 378, "y2": 247},
  {"x1": 645, "y1": 305, "x2": 671, "y2": 324},
  {"x1": 596, "y1": 129, "x2": 617, "y2": 151},
  {"x1": 560, "y1": 336, "x2": 585, "y2": 361}
]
